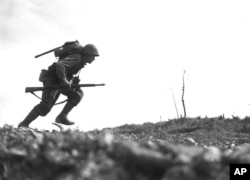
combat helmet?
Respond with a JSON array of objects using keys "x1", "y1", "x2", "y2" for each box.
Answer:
[{"x1": 81, "y1": 44, "x2": 99, "y2": 56}]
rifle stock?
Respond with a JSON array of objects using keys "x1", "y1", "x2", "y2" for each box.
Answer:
[{"x1": 25, "y1": 83, "x2": 105, "y2": 93}]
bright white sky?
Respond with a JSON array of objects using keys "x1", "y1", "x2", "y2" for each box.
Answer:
[{"x1": 1, "y1": 0, "x2": 250, "y2": 131}]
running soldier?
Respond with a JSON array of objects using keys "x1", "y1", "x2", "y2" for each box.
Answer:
[{"x1": 18, "y1": 43, "x2": 99, "y2": 128}]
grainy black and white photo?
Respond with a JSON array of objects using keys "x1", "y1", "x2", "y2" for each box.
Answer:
[{"x1": 1, "y1": 0, "x2": 250, "y2": 179}]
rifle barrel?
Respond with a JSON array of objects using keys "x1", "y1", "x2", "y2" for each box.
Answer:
[
  {"x1": 25, "y1": 83, "x2": 105, "y2": 93},
  {"x1": 34, "y1": 46, "x2": 62, "y2": 58}
]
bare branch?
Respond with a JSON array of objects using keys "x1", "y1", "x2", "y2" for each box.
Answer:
[
  {"x1": 182, "y1": 70, "x2": 187, "y2": 118},
  {"x1": 171, "y1": 88, "x2": 179, "y2": 119}
]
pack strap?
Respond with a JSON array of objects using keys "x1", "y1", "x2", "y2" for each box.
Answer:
[{"x1": 30, "y1": 91, "x2": 68, "y2": 105}]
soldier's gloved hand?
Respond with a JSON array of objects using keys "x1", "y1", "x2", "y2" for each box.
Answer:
[
  {"x1": 72, "y1": 76, "x2": 80, "y2": 84},
  {"x1": 61, "y1": 78, "x2": 72, "y2": 90}
]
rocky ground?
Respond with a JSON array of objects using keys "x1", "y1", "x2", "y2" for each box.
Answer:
[{"x1": 0, "y1": 117, "x2": 250, "y2": 180}]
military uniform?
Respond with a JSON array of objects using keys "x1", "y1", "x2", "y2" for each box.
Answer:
[
  {"x1": 37, "y1": 54, "x2": 85, "y2": 116},
  {"x1": 18, "y1": 44, "x2": 99, "y2": 128}
]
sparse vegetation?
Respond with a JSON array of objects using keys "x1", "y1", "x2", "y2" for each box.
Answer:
[{"x1": 1, "y1": 117, "x2": 250, "y2": 179}]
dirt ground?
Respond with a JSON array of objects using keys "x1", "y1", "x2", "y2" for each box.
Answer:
[{"x1": 1, "y1": 117, "x2": 250, "y2": 180}]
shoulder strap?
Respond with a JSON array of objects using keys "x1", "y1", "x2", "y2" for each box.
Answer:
[{"x1": 30, "y1": 91, "x2": 68, "y2": 105}]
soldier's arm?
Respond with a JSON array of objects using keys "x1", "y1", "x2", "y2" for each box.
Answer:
[
  {"x1": 55, "y1": 54, "x2": 81, "y2": 78},
  {"x1": 55, "y1": 54, "x2": 81, "y2": 84}
]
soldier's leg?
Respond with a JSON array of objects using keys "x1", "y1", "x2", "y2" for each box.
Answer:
[
  {"x1": 18, "y1": 106, "x2": 40, "y2": 128},
  {"x1": 18, "y1": 89, "x2": 61, "y2": 128},
  {"x1": 38, "y1": 89, "x2": 61, "y2": 116},
  {"x1": 55, "y1": 88, "x2": 83, "y2": 125}
]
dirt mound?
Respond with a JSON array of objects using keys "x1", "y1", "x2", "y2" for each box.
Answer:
[{"x1": 0, "y1": 117, "x2": 250, "y2": 179}]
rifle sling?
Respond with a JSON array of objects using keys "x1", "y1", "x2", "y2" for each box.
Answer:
[{"x1": 30, "y1": 91, "x2": 68, "y2": 105}]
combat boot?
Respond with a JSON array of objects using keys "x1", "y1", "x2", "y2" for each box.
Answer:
[
  {"x1": 55, "y1": 102, "x2": 75, "y2": 125},
  {"x1": 18, "y1": 107, "x2": 40, "y2": 128}
]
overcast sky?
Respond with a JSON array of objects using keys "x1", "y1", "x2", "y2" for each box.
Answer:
[{"x1": 1, "y1": 0, "x2": 250, "y2": 131}]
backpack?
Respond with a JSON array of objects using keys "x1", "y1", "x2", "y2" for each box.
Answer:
[
  {"x1": 37, "y1": 40, "x2": 83, "y2": 83},
  {"x1": 54, "y1": 40, "x2": 84, "y2": 60}
]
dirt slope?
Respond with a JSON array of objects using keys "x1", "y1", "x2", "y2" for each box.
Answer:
[
  {"x1": 0, "y1": 117, "x2": 250, "y2": 180},
  {"x1": 94, "y1": 117, "x2": 250, "y2": 149}
]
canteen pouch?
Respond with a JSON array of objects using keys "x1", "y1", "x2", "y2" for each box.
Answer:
[{"x1": 39, "y1": 69, "x2": 48, "y2": 82}]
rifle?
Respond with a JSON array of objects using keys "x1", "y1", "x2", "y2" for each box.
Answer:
[
  {"x1": 34, "y1": 40, "x2": 79, "y2": 59},
  {"x1": 25, "y1": 83, "x2": 105, "y2": 93},
  {"x1": 34, "y1": 46, "x2": 62, "y2": 59}
]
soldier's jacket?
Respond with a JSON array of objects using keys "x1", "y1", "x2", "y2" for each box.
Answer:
[{"x1": 47, "y1": 54, "x2": 86, "y2": 82}]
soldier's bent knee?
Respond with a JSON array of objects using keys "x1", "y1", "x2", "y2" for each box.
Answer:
[
  {"x1": 35, "y1": 103, "x2": 52, "y2": 116},
  {"x1": 67, "y1": 89, "x2": 84, "y2": 106}
]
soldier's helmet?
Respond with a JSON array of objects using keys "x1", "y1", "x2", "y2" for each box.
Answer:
[{"x1": 81, "y1": 44, "x2": 99, "y2": 56}]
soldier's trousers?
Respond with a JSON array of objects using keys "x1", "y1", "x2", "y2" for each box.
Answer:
[{"x1": 33, "y1": 77, "x2": 83, "y2": 116}]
